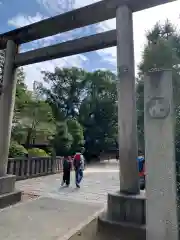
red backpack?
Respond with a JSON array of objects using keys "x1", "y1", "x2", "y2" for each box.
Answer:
[
  {"x1": 74, "y1": 153, "x2": 81, "y2": 160},
  {"x1": 74, "y1": 153, "x2": 81, "y2": 168}
]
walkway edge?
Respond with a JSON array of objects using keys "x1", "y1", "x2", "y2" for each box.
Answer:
[{"x1": 60, "y1": 208, "x2": 105, "y2": 240}]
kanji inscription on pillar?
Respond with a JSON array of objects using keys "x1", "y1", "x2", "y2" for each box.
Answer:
[
  {"x1": 117, "y1": 65, "x2": 129, "y2": 78},
  {"x1": 147, "y1": 97, "x2": 170, "y2": 119}
]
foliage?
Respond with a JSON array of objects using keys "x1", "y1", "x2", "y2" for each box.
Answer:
[
  {"x1": 136, "y1": 79, "x2": 145, "y2": 151},
  {"x1": 13, "y1": 68, "x2": 32, "y2": 126},
  {"x1": 0, "y1": 50, "x2": 5, "y2": 83},
  {"x1": 3, "y1": 48, "x2": 117, "y2": 160},
  {"x1": 67, "y1": 118, "x2": 84, "y2": 153},
  {"x1": 41, "y1": 67, "x2": 87, "y2": 120},
  {"x1": 79, "y1": 70, "x2": 118, "y2": 156},
  {"x1": 136, "y1": 21, "x2": 180, "y2": 154},
  {"x1": 6, "y1": 21, "x2": 180, "y2": 162},
  {"x1": 139, "y1": 22, "x2": 179, "y2": 74},
  {"x1": 9, "y1": 141, "x2": 28, "y2": 158},
  {"x1": 6, "y1": 64, "x2": 56, "y2": 147},
  {"x1": 28, "y1": 148, "x2": 49, "y2": 157},
  {"x1": 41, "y1": 68, "x2": 118, "y2": 158},
  {"x1": 50, "y1": 118, "x2": 84, "y2": 156},
  {"x1": 52, "y1": 122, "x2": 73, "y2": 156},
  {"x1": 13, "y1": 89, "x2": 55, "y2": 147}
]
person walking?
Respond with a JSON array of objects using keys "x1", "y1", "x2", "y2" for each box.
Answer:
[
  {"x1": 61, "y1": 156, "x2": 72, "y2": 187},
  {"x1": 73, "y1": 148, "x2": 85, "y2": 188},
  {"x1": 137, "y1": 150, "x2": 145, "y2": 190}
]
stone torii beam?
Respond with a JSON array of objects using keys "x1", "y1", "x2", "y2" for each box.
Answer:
[
  {"x1": 14, "y1": 30, "x2": 117, "y2": 67},
  {"x1": 0, "y1": 0, "x2": 175, "y2": 49}
]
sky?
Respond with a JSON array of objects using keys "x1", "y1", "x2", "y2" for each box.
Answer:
[{"x1": 0, "y1": 0, "x2": 180, "y2": 89}]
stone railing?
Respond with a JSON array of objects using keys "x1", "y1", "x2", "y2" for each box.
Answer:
[{"x1": 7, "y1": 156, "x2": 63, "y2": 180}]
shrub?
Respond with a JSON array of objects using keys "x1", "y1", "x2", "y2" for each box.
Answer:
[
  {"x1": 28, "y1": 148, "x2": 49, "y2": 157},
  {"x1": 9, "y1": 141, "x2": 28, "y2": 158}
]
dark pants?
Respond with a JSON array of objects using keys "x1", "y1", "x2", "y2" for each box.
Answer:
[
  {"x1": 75, "y1": 169, "x2": 83, "y2": 185},
  {"x1": 63, "y1": 169, "x2": 70, "y2": 185}
]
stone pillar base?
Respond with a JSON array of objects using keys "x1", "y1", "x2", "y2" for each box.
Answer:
[
  {"x1": 0, "y1": 175, "x2": 22, "y2": 208},
  {"x1": 98, "y1": 191, "x2": 146, "y2": 240}
]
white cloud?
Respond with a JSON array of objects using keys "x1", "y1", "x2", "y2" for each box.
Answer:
[
  {"x1": 36, "y1": 0, "x2": 101, "y2": 15},
  {"x1": 73, "y1": 0, "x2": 101, "y2": 8},
  {"x1": 23, "y1": 54, "x2": 88, "y2": 90},
  {"x1": 35, "y1": 0, "x2": 103, "y2": 40},
  {"x1": 8, "y1": 13, "x2": 57, "y2": 48},
  {"x1": 8, "y1": 10, "x2": 89, "y2": 88},
  {"x1": 8, "y1": 12, "x2": 44, "y2": 27},
  {"x1": 36, "y1": 0, "x2": 74, "y2": 15}
]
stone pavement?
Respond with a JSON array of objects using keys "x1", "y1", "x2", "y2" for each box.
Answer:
[
  {"x1": 0, "y1": 197, "x2": 102, "y2": 240},
  {"x1": 0, "y1": 160, "x2": 119, "y2": 240},
  {"x1": 16, "y1": 160, "x2": 119, "y2": 205}
]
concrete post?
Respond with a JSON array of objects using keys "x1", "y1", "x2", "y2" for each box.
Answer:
[
  {"x1": 144, "y1": 70, "x2": 178, "y2": 240},
  {"x1": 116, "y1": 5, "x2": 139, "y2": 194},
  {"x1": 0, "y1": 40, "x2": 18, "y2": 177}
]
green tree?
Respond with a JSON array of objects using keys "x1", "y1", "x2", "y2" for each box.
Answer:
[
  {"x1": 41, "y1": 67, "x2": 87, "y2": 120},
  {"x1": 79, "y1": 70, "x2": 118, "y2": 156},
  {"x1": 136, "y1": 21, "x2": 180, "y2": 152},
  {"x1": 41, "y1": 68, "x2": 118, "y2": 158},
  {"x1": 0, "y1": 51, "x2": 55, "y2": 150},
  {"x1": 67, "y1": 118, "x2": 84, "y2": 153},
  {"x1": 52, "y1": 122, "x2": 73, "y2": 156},
  {"x1": 13, "y1": 67, "x2": 32, "y2": 125},
  {"x1": 0, "y1": 50, "x2": 5, "y2": 83},
  {"x1": 13, "y1": 83, "x2": 54, "y2": 146},
  {"x1": 17, "y1": 99, "x2": 55, "y2": 147}
]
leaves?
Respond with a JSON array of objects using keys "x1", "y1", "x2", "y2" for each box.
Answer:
[
  {"x1": 0, "y1": 50, "x2": 5, "y2": 83},
  {"x1": 11, "y1": 68, "x2": 55, "y2": 147},
  {"x1": 41, "y1": 68, "x2": 118, "y2": 156},
  {"x1": 1, "y1": 52, "x2": 117, "y2": 157},
  {"x1": 137, "y1": 21, "x2": 180, "y2": 152},
  {"x1": 41, "y1": 67, "x2": 87, "y2": 119},
  {"x1": 52, "y1": 122, "x2": 73, "y2": 156}
]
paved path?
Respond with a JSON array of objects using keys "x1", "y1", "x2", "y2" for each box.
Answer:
[
  {"x1": 0, "y1": 197, "x2": 102, "y2": 240},
  {"x1": 16, "y1": 160, "x2": 119, "y2": 205},
  {"x1": 0, "y1": 160, "x2": 120, "y2": 240}
]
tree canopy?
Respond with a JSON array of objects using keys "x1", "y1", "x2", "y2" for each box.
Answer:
[
  {"x1": 136, "y1": 21, "x2": 180, "y2": 153},
  {"x1": 40, "y1": 68, "x2": 118, "y2": 158},
  {"x1": 2, "y1": 20, "x2": 180, "y2": 161}
]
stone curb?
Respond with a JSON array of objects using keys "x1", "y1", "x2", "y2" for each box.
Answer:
[
  {"x1": 0, "y1": 195, "x2": 41, "y2": 213},
  {"x1": 60, "y1": 208, "x2": 105, "y2": 240}
]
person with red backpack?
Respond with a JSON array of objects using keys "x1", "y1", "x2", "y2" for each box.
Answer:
[{"x1": 73, "y1": 148, "x2": 85, "y2": 188}]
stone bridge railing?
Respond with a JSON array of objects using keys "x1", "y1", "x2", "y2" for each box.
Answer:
[{"x1": 7, "y1": 156, "x2": 63, "y2": 180}]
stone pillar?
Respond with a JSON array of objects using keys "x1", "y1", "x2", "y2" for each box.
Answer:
[
  {"x1": 0, "y1": 40, "x2": 18, "y2": 176},
  {"x1": 116, "y1": 5, "x2": 139, "y2": 194},
  {"x1": 144, "y1": 70, "x2": 178, "y2": 240},
  {"x1": 0, "y1": 40, "x2": 21, "y2": 208},
  {"x1": 98, "y1": 5, "x2": 146, "y2": 239}
]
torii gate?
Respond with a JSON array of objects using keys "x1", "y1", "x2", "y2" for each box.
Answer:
[{"x1": 0, "y1": 1, "x2": 178, "y2": 239}]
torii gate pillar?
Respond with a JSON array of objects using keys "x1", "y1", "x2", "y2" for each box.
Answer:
[{"x1": 0, "y1": 40, "x2": 21, "y2": 208}]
